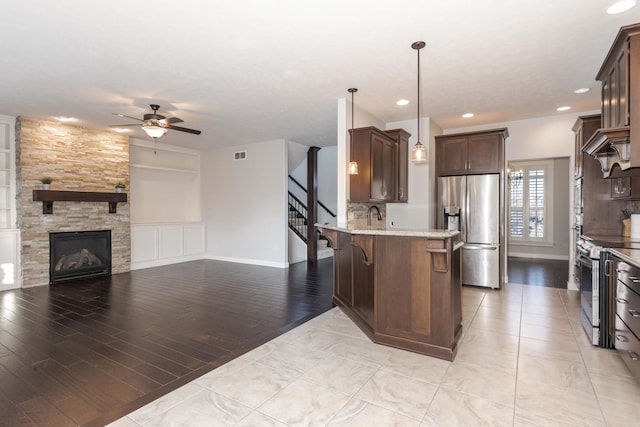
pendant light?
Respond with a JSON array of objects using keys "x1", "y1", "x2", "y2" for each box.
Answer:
[
  {"x1": 411, "y1": 41, "x2": 427, "y2": 164},
  {"x1": 347, "y1": 87, "x2": 359, "y2": 175}
]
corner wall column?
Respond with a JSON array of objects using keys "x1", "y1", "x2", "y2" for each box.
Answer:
[{"x1": 307, "y1": 146, "x2": 321, "y2": 262}]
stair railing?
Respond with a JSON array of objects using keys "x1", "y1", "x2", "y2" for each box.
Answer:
[
  {"x1": 288, "y1": 192, "x2": 308, "y2": 241},
  {"x1": 288, "y1": 175, "x2": 336, "y2": 218}
]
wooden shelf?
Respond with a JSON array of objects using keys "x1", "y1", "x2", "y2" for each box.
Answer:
[
  {"x1": 130, "y1": 163, "x2": 198, "y2": 174},
  {"x1": 32, "y1": 190, "x2": 127, "y2": 214}
]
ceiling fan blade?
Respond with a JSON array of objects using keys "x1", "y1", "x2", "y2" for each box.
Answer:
[
  {"x1": 109, "y1": 123, "x2": 141, "y2": 127},
  {"x1": 112, "y1": 113, "x2": 143, "y2": 122},
  {"x1": 165, "y1": 117, "x2": 184, "y2": 124},
  {"x1": 167, "y1": 124, "x2": 202, "y2": 135}
]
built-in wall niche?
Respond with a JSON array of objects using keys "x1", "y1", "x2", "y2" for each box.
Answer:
[
  {"x1": 0, "y1": 117, "x2": 15, "y2": 229},
  {"x1": 129, "y1": 139, "x2": 201, "y2": 224}
]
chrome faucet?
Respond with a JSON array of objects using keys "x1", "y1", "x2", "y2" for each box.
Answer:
[{"x1": 367, "y1": 205, "x2": 382, "y2": 226}]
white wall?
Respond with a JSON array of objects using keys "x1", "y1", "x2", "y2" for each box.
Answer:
[
  {"x1": 203, "y1": 139, "x2": 288, "y2": 268},
  {"x1": 384, "y1": 117, "x2": 438, "y2": 229}
]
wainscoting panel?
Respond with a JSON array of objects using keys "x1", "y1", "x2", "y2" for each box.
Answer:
[
  {"x1": 132, "y1": 223, "x2": 205, "y2": 270},
  {"x1": 0, "y1": 229, "x2": 20, "y2": 290},
  {"x1": 158, "y1": 225, "x2": 183, "y2": 259}
]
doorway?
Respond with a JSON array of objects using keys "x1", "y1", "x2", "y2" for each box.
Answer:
[{"x1": 506, "y1": 156, "x2": 571, "y2": 288}]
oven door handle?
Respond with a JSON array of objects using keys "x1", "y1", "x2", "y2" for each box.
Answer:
[{"x1": 604, "y1": 260, "x2": 613, "y2": 277}]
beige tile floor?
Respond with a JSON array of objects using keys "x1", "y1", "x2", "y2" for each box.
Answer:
[{"x1": 108, "y1": 284, "x2": 640, "y2": 426}]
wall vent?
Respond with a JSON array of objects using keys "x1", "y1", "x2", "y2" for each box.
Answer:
[{"x1": 234, "y1": 151, "x2": 247, "y2": 160}]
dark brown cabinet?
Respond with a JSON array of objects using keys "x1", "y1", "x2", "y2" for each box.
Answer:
[
  {"x1": 349, "y1": 127, "x2": 395, "y2": 203},
  {"x1": 600, "y1": 34, "x2": 630, "y2": 130},
  {"x1": 435, "y1": 129, "x2": 507, "y2": 176},
  {"x1": 317, "y1": 225, "x2": 463, "y2": 361},
  {"x1": 584, "y1": 24, "x2": 640, "y2": 175},
  {"x1": 611, "y1": 257, "x2": 640, "y2": 381},
  {"x1": 385, "y1": 128, "x2": 411, "y2": 202},
  {"x1": 352, "y1": 235, "x2": 374, "y2": 326},
  {"x1": 573, "y1": 115, "x2": 601, "y2": 179}
]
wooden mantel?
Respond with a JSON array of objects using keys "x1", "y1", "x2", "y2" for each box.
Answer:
[{"x1": 32, "y1": 190, "x2": 127, "y2": 214}]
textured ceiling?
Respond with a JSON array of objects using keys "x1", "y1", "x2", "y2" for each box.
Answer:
[{"x1": 1, "y1": 1, "x2": 639, "y2": 150}]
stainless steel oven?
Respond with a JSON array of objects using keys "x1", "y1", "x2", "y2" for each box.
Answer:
[{"x1": 578, "y1": 237, "x2": 613, "y2": 348}]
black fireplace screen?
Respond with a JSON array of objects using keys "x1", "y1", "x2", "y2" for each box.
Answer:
[{"x1": 49, "y1": 230, "x2": 112, "y2": 283}]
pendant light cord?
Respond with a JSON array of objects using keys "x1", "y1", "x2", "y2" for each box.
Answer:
[{"x1": 417, "y1": 46, "x2": 421, "y2": 144}]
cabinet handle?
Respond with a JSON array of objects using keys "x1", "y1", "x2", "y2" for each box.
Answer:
[
  {"x1": 616, "y1": 334, "x2": 629, "y2": 342},
  {"x1": 629, "y1": 309, "x2": 640, "y2": 318},
  {"x1": 629, "y1": 351, "x2": 640, "y2": 361},
  {"x1": 617, "y1": 298, "x2": 629, "y2": 304}
]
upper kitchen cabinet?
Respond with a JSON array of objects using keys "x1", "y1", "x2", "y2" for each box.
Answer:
[
  {"x1": 385, "y1": 128, "x2": 411, "y2": 202},
  {"x1": 584, "y1": 23, "x2": 640, "y2": 177},
  {"x1": 573, "y1": 114, "x2": 601, "y2": 179},
  {"x1": 435, "y1": 128, "x2": 508, "y2": 176},
  {"x1": 349, "y1": 127, "x2": 396, "y2": 203}
]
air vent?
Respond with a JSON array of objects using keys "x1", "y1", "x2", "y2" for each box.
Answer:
[{"x1": 234, "y1": 151, "x2": 247, "y2": 160}]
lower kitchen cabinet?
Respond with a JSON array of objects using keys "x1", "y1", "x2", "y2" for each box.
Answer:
[{"x1": 611, "y1": 254, "x2": 640, "y2": 380}]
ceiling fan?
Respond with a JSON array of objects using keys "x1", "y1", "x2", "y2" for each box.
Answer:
[{"x1": 111, "y1": 104, "x2": 202, "y2": 139}]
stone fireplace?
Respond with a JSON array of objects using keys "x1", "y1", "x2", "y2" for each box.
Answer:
[{"x1": 16, "y1": 117, "x2": 130, "y2": 287}]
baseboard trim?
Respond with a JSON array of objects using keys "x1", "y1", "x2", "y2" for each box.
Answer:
[
  {"x1": 508, "y1": 252, "x2": 569, "y2": 261},
  {"x1": 204, "y1": 255, "x2": 289, "y2": 269},
  {"x1": 131, "y1": 254, "x2": 205, "y2": 271}
]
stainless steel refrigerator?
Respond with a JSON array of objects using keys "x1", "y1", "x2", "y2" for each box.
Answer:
[{"x1": 437, "y1": 174, "x2": 501, "y2": 289}]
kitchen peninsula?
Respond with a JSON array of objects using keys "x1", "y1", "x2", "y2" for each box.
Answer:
[{"x1": 316, "y1": 223, "x2": 463, "y2": 361}]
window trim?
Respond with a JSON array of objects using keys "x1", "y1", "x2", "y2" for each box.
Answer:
[{"x1": 508, "y1": 159, "x2": 554, "y2": 246}]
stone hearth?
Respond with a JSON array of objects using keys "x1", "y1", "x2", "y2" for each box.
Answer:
[{"x1": 16, "y1": 117, "x2": 130, "y2": 286}]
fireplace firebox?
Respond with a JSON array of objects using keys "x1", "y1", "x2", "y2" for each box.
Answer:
[{"x1": 49, "y1": 230, "x2": 112, "y2": 283}]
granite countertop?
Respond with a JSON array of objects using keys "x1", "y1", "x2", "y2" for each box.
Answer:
[{"x1": 315, "y1": 221, "x2": 460, "y2": 239}]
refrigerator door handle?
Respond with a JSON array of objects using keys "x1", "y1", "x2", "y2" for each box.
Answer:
[{"x1": 463, "y1": 244, "x2": 498, "y2": 251}]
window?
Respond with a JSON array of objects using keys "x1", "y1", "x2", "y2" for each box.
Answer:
[{"x1": 508, "y1": 160, "x2": 553, "y2": 245}]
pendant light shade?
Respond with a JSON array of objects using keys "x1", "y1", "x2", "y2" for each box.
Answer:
[
  {"x1": 348, "y1": 88, "x2": 359, "y2": 175},
  {"x1": 411, "y1": 41, "x2": 427, "y2": 164}
]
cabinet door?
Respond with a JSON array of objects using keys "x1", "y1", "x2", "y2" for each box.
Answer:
[
  {"x1": 436, "y1": 137, "x2": 468, "y2": 175},
  {"x1": 575, "y1": 127, "x2": 584, "y2": 179},
  {"x1": 467, "y1": 133, "x2": 502, "y2": 173},
  {"x1": 370, "y1": 134, "x2": 394, "y2": 202},
  {"x1": 396, "y1": 135, "x2": 408, "y2": 202},
  {"x1": 352, "y1": 237, "x2": 374, "y2": 326},
  {"x1": 615, "y1": 46, "x2": 628, "y2": 128},
  {"x1": 348, "y1": 131, "x2": 371, "y2": 203}
]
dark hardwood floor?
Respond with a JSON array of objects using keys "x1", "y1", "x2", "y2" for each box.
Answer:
[
  {"x1": 0, "y1": 259, "x2": 334, "y2": 427},
  {"x1": 507, "y1": 256, "x2": 570, "y2": 288}
]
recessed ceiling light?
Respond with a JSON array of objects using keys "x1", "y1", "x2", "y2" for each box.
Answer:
[
  {"x1": 396, "y1": 99, "x2": 410, "y2": 106},
  {"x1": 56, "y1": 116, "x2": 76, "y2": 122},
  {"x1": 462, "y1": 113, "x2": 474, "y2": 118},
  {"x1": 112, "y1": 128, "x2": 131, "y2": 133},
  {"x1": 574, "y1": 88, "x2": 590, "y2": 94},
  {"x1": 607, "y1": 0, "x2": 636, "y2": 14},
  {"x1": 557, "y1": 106, "x2": 571, "y2": 112}
]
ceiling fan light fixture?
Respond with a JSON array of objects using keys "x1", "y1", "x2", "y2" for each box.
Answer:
[
  {"x1": 141, "y1": 123, "x2": 168, "y2": 139},
  {"x1": 411, "y1": 41, "x2": 427, "y2": 164}
]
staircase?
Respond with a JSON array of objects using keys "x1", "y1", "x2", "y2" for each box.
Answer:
[
  {"x1": 288, "y1": 175, "x2": 335, "y2": 261},
  {"x1": 288, "y1": 205, "x2": 333, "y2": 260}
]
